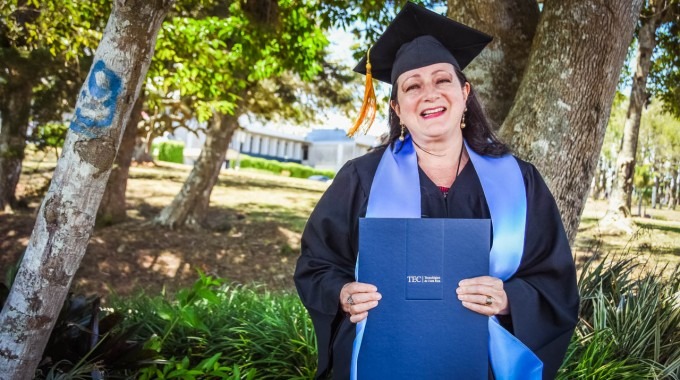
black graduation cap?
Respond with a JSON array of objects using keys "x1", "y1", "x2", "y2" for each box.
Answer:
[
  {"x1": 353, "y1": 2, "x2": 492, "y2": 84},
  {"x1": 347, "y1": 2, "x2": 492, "y2": 137}
]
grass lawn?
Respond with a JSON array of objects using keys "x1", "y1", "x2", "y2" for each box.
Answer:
[{"x1": 576, "y1": 198, "x2": 680, "y2": 273}]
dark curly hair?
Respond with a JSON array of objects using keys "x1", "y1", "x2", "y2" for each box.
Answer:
[{"x1": 386, "y1": 68, "x2": 509, "y2": 157}]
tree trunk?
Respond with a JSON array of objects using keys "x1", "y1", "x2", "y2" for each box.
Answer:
[
  {"x1": 670, "y1": 166, "x2": 678, "y2": 210},
  {"x1": 651, "y1": 174, "x2": 659, "y2": 208},
  {"x1": 446, "y1": 0, "x2": 539, "y2": 128},
  {"x1": 591, "y1": 158, "x2": 607, "y2": 200},
  {"x1": 607, "y1": 1, "x2": 663, "y2": 217},
  {"x1": 97, "y1": 94, "x2": 144, "y2": 225},
  {"x1": 638, "y1": 191, "x2": 643, "y2": 216},
  {"x1": 133, "y1": 135, "x2": 155, "y2": 163},
  {"x1": 499, "y1": 0, "x2": 643, "y2": 243},
  {"x1": 0, "y1": 1, "x2": 171, "y2": 377},
  {"x1": 155, "y1": 111, "x2": 240, "y2": 228},
  {"x1": 0, "y1": 79, "x2": 33, "y2": 212}
]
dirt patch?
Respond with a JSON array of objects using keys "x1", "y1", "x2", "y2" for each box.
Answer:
[
  {"x1": 1, "y1": 160, "x2": 328, "y2": 300},
  {"x1": 1, "y1": 205, "x2": 303, "y2": 299}
]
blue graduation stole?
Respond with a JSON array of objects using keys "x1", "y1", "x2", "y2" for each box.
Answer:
[{"x1": 352, "y1": 136, "x2": 543, "y2": 380}]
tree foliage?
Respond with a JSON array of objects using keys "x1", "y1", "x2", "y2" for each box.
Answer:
[
  {"x1": 600, "y1": 96, "x2": 680, "y2": 207},
  {"x1": 0, "y1": 0, "x2": 110, "y2": 118},
  {"x1": 649, "y1": 11, "x2": 680, "y2": 117},
  {"x1": 148, "y1": 0, "x2": 329, "y2": 123}
]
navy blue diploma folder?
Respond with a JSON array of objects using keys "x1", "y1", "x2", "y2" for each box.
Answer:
[{"x1": 356, "y1": 218, "x2": 490, "y2": 379}]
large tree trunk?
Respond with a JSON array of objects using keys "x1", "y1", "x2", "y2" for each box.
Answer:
[
  {"x1": 446, "y1": 0, "x2": 540, "y2": 128},
  {"x1": 651, "y1": 173, "x2": 659, "y2": 208},
  {"x1": 670, "y1": 166, "x2": 679, "y2": 210},
  {"x1": 607, "y1": 0, "x2": 664, "y2": 219},
  {"x1": 591, "y1": 158, "x2": 607, "y2": 200},
  {"x1": 0, "y1": 78, "x2": 33, "y2": 212},
  {"x1": 97, "y1": 94, "x2": 144, "y2": 225},
  {"x1": 0, "y1": 1, "x2": 171, "y2": 377},
  {"x1": 672, "y1": 167, "x2": 679, "y2": 210},
  {"x1": 155, "y1": 111, "x2": 240, "y2": 228},
  {"x1": 499, "y1": 0, "x2": 643, "y2": 242}
]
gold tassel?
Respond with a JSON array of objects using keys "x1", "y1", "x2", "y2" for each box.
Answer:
[{"x1": 347, "y1": 48, "x2": 377, "y2": 137}]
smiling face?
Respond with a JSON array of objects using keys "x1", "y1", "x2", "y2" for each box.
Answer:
[{"x1": 391, "y1": 62, "x2": 470, "y2": 145}]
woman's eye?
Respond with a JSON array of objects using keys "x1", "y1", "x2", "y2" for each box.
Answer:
[
  {"x1": 405, "y1": 84, "x2": 420, "y2": 92},
  {"x1": 437, "y1": 78, "x2": 452, "y2": 84}
]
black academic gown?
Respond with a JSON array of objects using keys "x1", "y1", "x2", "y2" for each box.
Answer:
[{"x1": 294, "y1": 147, "x2": 579, "y2": 380}]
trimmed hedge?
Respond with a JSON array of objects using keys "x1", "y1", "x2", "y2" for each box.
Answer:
[
  {"x1": 233, "y1": 155, "x2": 335, "y2": 179},
  {"x1": 155, "y1": 140, "x2": 185, "y2": 164}
]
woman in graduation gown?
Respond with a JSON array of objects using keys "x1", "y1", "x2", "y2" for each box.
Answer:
[{"x1": 294, "y1": 3, "x2": 579, "y2": 379}]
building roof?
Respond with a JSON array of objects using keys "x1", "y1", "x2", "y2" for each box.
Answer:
[
  {"x1": 241, "y1": 125, "x2": 382, "y2": 148},
  {"x1": 242, "y1": 124, "x2": 308, "y2": 143},
  {"x1": 305, "y1": 128, "x2": 353, "y2": 142}
]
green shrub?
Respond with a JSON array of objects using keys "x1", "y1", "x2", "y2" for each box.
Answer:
[
  {"x1": 232, "y1": 154, "x2": 335, "y2": 179},
  {"x1": 137, "y1": 353, "x2": 256, "y2": 380},
  {"x1": 281, "y1": 162, "x2": 313, "y2": 179},
  {"x1": 30, "y1": 122, "x2": 68, "y2": 158},
  {"x1": 33, "y1": 294, "x2": 157, "y2": 379},
  {"x1": 112, "y1": 273, "x2": 317, "y2": 379},
  {"x1": 557, "y1": 258, "x2": 680, "y2": 379},
  {"x1": 155, "y1": 141, "x2": 185, "y2": 164}
]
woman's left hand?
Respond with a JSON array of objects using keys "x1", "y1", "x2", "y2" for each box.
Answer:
[{"x1": 456, "y1": 276, "x2": 509, "y2": 316}]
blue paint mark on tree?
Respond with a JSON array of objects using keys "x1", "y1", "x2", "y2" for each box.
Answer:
[{"x1": 70, "y1": 61, "x2": 123, "y2": 137}]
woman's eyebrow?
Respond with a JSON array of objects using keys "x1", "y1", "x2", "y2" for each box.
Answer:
[{"x1": 402, "y1": 73, "x2": 422, "y2": 82}]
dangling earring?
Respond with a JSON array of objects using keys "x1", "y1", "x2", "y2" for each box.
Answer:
[
  {"x1": 460, "y1": 107, "x2": 468, "y2": 129},
  {"x1": 399, "y1": 123, "x2": 406, "y2": 141}
]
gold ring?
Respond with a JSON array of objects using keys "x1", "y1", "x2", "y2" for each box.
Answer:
[{"x1": 485, "y1": 296, "x2": 493, "y2": 306}]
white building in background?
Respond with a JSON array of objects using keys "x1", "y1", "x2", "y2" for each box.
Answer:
[
  {"x1": 230, "y1": 125, "x2": 307, "y2": 164},
  {"x1": 170, "y1": 123, "x2": 381, "y2": 173},
  {"x1": 303, "y1": 129, "x2": 377, "y2": 171}
]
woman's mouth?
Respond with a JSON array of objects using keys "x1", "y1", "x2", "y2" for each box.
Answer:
[{"x1": 420, "y1": 107, "x2": 446, "y2": 119}]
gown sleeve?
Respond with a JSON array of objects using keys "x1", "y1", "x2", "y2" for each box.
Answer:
[
  {"x1": 502, "y1": 162, "x2": 580, "y2": 379},
  {"x1": 294, "y1": 159, "x2": 368, "y2": 378}
]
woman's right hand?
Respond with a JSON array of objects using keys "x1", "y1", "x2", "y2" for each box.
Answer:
[{"x1": 340, "y1": 282, "x2": 382, "y2": 323}]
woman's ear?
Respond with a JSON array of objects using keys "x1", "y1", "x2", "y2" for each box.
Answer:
[
  {"x1": 463, "y1": 82, "x2": 471, "y2": 102},
  {"x1": 390, "y1": 100, "x2": 401, "y2": 118}
]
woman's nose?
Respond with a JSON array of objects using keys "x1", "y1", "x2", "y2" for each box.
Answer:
[{"x1": 423, "y1": 84, "x2": 440, "y2": 101}]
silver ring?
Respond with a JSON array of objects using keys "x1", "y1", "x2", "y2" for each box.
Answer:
[
  {"x1": 347, "y1": 295, "x2": 355, "y2": 305},
  {"x1": 485, "y1": 296, "x2": 494, "y2": 306}
]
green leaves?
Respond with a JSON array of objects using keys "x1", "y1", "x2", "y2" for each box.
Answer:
[
  {"x1": 558, "y1": 257, "x2": 680, "y2": 379},
  {"x1": 147, "y1": 0, "x2": 330, "y2": 123},
  {"x1": 137, "y1": 353, "x2": 257, "y2": 379},
  {"x1": 0, "y1": 0, "x2": 108, "y2": 60},
  {"x1": 112, "y1": 276, "x2": 317, "y2": 379},
  {"x1": 29, "y1": 122, "x2": 68, "y2": 156},
  {"x1": 648, "y1": 3, "x2": 680, "y2": 118}
]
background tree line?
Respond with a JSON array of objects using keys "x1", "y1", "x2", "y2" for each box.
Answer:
[{"x1": 1, "y1": 0, "x2": 679, "y2": 376}]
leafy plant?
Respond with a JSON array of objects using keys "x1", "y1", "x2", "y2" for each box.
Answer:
[
  {"x1": 34, "y1": 294, "x2": 158, "y2": 379},
  {"x1": 137, "y1": 353, "x2": 257, "y2": 380},
  {"x1": 0, "y1": 256, "x2": 21, "y2": 309},
  {"x1": 112, "y1": 273, "x2": 317, "y2": 379},
  {"x1": 558, "y1": 257, "x2": 680, "y2": 379},
  {"x1": 29, "y1": 122, "x2": 69, "y2": 159}
]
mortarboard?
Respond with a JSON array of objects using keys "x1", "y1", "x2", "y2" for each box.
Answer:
[{"x1": 348, "y1": 2, "x2": 492, "y2": 137}]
